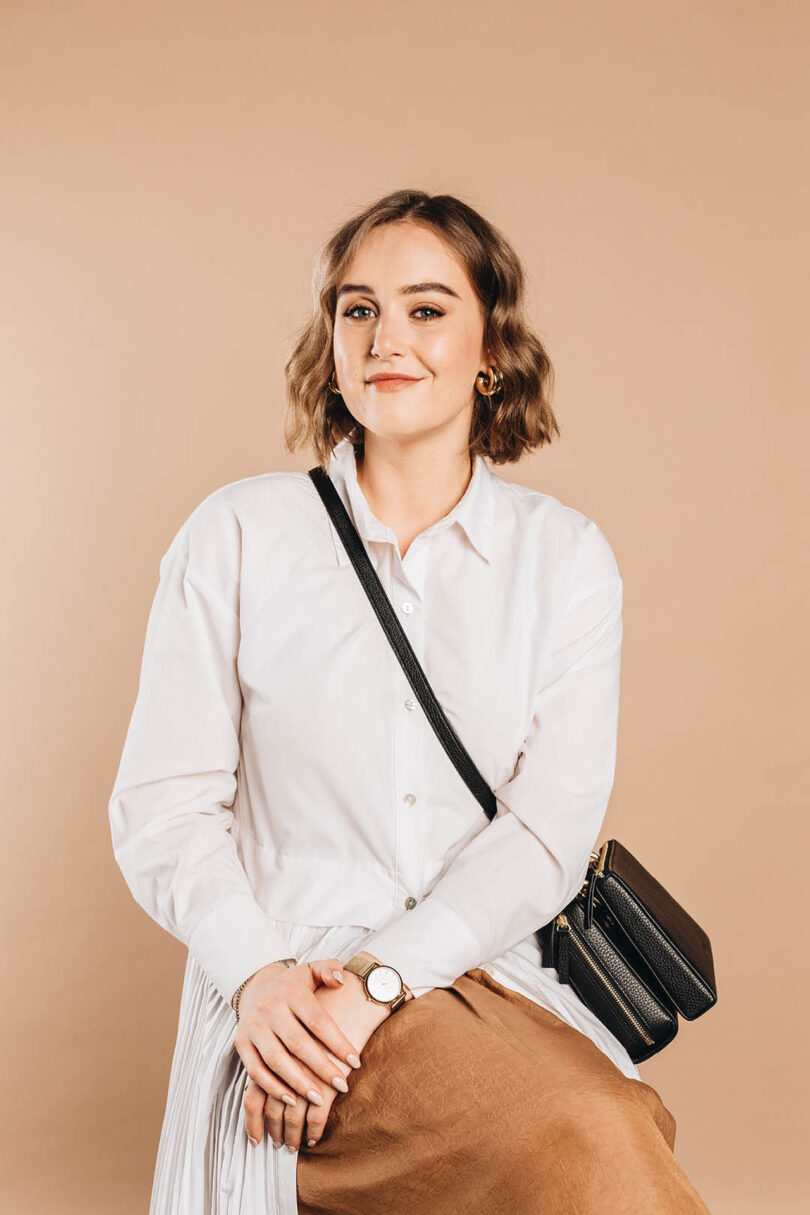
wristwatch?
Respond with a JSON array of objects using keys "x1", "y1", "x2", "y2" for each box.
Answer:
[{"x1": 343, "y1": 953, "x2": 409, "y2": 1012}]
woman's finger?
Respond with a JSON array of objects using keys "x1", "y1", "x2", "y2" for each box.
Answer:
[
  {"x1": 242, "y1": 1059, "x2": 339, "y2": 1152},
  {"x1": 297, "y1": 1043, "x2": 345, "y2": 1150},
  {"x1": 285, "y1": 1080, "x2": 338, "y2": 1151},
  {"x1": 236, "y1": 1033, "x2": 323, "y2": 1109},
  {"x1": 287, "y1": 989, "x2": 363, "y2": 1074},
  {"x1": 243, "y1": 1077, "x2": 268, "y2": 1147},
  {"x1": 298, "y1": 1084, "x2": 335, "y2": 1149},
  {"x1": 308, "y1": 957, "x2": 346, "y2": 988},
  {"x1": 279, "y1": 1087, "x2": 310, "y2": 1151},
  {"x1": 241, "y1": 1003, "x2": 354, "y2": 1101},
  {"x1": 271, "y1": 1003, "x2": 356, "y2": 1093},
  {"x1": 263, "y1": 1094, "x2": 291, "y2": 1150}
]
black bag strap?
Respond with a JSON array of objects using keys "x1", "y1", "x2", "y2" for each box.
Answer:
[{"x1": 308, "y1": 464, "x2": 497, "y2": 822}]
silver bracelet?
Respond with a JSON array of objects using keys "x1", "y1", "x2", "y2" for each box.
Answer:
[{"x1": 232, "y1": 957, "x2": 297, "y2": 1021}]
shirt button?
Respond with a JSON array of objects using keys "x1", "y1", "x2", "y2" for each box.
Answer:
[
  {"x1": 404, "y1": 896, "x2": 417, "y2": 910},
  {"x1": 483, "y1": 964, "x2": 495, "y2": 976},
  {"x1": 403, "y1": 793, "x2": 417, "y2": 805},
  {"x1": 404, "y1": 697, "x2": 417, "y2": 711},
  {"x1": 401, "y1": 601, "x2": 414, "y2": 614}
]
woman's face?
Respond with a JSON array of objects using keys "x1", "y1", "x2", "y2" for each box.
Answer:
[{"x1": 332, "y1": 221, "x2": 489, "y2": 446}]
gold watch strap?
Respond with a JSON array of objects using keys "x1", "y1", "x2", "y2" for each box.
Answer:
[{"x1": 343, "y1": 955, "x2": 377, "y2": 981}]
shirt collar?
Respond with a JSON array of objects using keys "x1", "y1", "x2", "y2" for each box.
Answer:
[{"x1": 323, "y1": 436, "x2": 495, "y2": 566}]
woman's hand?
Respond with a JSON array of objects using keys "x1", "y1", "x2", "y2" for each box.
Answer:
[
  {"x1": 234, "y1": 957, "x2": 365, "y2": 1133},
  {"x1": 243, "y1": 1056, "x2": 345, "y2": 1153},
  {"x1": 242, "y1": 952, "x2": 398, "y2": 1151}
]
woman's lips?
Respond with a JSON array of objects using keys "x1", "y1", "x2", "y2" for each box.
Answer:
[{"x1": 367, "y1": 377, "x2": 423, "y2": 392}]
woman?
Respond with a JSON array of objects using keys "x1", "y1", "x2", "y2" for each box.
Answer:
[{"x1": 109, "y1": 188, "x2": 711, "y2": 1213}]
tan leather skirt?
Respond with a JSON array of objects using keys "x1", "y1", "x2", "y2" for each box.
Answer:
[{"x1": 296, "y1": 967, "x2": 711, "y2": 1214}]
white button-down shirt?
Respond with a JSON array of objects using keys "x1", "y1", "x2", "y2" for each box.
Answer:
[{"x1": 108, "y1": 436, "x2": 623, "y2": 1015}]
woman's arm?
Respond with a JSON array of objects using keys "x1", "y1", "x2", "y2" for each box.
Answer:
[
  {"x1": 110, "y1": 495, "x2": 366, "y2": 1101},
  {"x1": 108, "y1": 496, "x2": 297, "y2": 1004}
]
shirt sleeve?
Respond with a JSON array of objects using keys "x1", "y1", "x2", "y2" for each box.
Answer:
[
  {"x1": 107, "y1": 496, "x2": 295, "y2": 1007},
  {"x1": 362, "y1": 518, "x2": 624, "y2": 999}
]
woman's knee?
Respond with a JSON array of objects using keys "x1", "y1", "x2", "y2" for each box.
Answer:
[{"x1": 525, "y1": 1079, "x2": 675, "y2": 1165}]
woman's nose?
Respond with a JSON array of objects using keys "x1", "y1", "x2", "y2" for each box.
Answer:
[{"x1": 370, "y1": 314, "x2": 406, "y2": 358}]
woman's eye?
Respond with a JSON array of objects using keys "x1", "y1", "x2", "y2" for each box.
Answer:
[
  {"x1": 343, "y1": 304, "x2": 375, "y2": 319},
  {"x1": 342, "y1": 304, "x2": 444, "y2": 321}
]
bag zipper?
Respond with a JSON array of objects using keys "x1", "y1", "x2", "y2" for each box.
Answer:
[{"x1": 555, "y1": 913, "x2": 654, "y2": 1046}]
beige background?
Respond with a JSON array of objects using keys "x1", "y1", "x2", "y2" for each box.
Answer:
[{"x1": 1, "y1": 1, "x2": 807, "y2": 1212}]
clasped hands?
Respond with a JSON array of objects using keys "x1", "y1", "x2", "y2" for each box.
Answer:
[{"x1": 233, "y1": 950, "x2": 395, "y2": 1152}]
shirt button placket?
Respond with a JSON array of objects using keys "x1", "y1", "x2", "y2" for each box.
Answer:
[{"x1": 394, "y1": 578, "x2": 423, "y2": 913}]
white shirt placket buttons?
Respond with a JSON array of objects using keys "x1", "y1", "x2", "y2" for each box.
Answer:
[{"x1": 395, "y1": 545, "x2": 427, "y2": 913}]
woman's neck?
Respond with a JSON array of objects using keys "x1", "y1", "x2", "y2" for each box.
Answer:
[{"x1": 355, "y1": 441, "x2": 474, "y2": 561}]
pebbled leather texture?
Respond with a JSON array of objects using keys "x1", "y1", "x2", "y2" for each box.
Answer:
[
  {"x1": 603, "y1": 841, "x2": 717, "y2": 1018},
  {"x1": 566, "y1": 895, "x2": 679, "y2": 1063},
  {"x1": 308, "y1": 464, "x2": 717, "y2": 1063}
]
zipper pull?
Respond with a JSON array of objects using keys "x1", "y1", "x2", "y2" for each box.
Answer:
[
  {"x1": 584, "y1": 841, "x2": 609, "y2": 932},
  {"x1": 556, "y1": 914, "x2": 570, "y2": 985}
]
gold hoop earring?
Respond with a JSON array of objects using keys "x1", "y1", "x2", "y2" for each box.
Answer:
[
  {"x1": 328, "y1": 370, "x2": 341, "y2": 395},
  {"x1": 475, "y1": 366, "x2": 503, "y2": 397}
]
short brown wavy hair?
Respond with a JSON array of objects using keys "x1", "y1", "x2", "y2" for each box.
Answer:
[{"x1": 284, "y1": 188, "x2": 559, "y2": 466}]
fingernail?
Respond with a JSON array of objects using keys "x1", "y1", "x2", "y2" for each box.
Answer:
[
  {"x1": 281, "y1": 1094, "x2": 297, "y2": 1107},
  {"x1": 248, "y1": 1135, "x2": 259, "y2": 1148},
  {"x1": 272, "y1": 1139, "x2": 283, "y2": 1149},
  {"x1": 346, "y1": 1052, "x2": 361, "y2": 1069},
  {"x1": 331, "y1": 1075, "x2": 349, "y2": 1093},
  {"x1": 332, "y1": 969, "x2": 344, "y2": 983},
  {"x1": 307, "y1": 1138, "x2": 317, "y2": 1147},
  {"x1": 307, "y1": 1089, "x2": 324, "y2": 1105},
  {"x1": 285, "y1": 1143, "x2": 297, "y2": 1153}
]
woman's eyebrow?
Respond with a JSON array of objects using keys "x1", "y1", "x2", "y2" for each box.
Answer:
[{"x1": 337, "y1": 281, "x2": 462, "y2": 300}]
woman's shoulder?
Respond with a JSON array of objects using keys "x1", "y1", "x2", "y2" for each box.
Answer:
[
  {"x1": 168, "y1": 468, "x2": 315, "y2": 540},
  {"x1": 489, "y1": 469, "x2": 621, "y2": 584},
  {"x1": 157, "y1": 468, "x2": 319, "y2": 588}
]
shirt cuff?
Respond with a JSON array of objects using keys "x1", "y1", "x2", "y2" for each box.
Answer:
[
  {"x1": 360, "y1": 895, "x2": 482, "y2": 999},
  {"x1": 186, "y1": 894, "x2": 296, "y2": 1006}
]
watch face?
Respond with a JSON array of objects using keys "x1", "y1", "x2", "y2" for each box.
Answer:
[{"x1": 366, "y1": 964, "x2": 403, "y2": 1003}]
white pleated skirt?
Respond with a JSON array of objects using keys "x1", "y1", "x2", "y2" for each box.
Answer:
[{"x1": 149, "y1": 918, "x2": 641, "y2": 1215}]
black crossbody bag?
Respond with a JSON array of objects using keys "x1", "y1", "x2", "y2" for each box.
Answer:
[{"x1": 308, "y1": 465, "x2": 718, "y2": 1063}]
